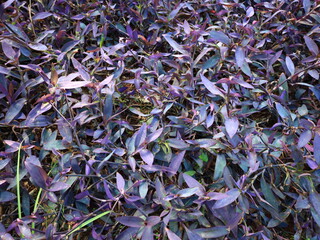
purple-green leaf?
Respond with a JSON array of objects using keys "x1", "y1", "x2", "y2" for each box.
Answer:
[
  {"x1": 209, "y1": 31, "x2": 230, "y2": 45},
  {"x1": 5, "y1": 98, "x2": 26, "y2": 123},
  {"x1": 193, "y1": 226, "x2": 229, "y2": 238}
]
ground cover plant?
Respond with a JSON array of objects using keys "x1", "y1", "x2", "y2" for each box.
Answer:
[{"x1": 0, "y1": 0, "x2": 320, "y2": 239}]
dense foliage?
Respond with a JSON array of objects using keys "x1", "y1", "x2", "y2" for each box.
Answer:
[{"x1": 0, "y1": 0, "x2": 320, "y2": 239}]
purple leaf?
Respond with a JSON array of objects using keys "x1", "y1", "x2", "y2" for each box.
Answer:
[
  {"x1": 285, "y1": 56, "x2": 295, "y2": 76},
  {"x1": 169, "y1": 150, "x2": 186, "y2": 175},
  {"x1": 246, "y1": 7, "x2": 254, "y2": 18},
  {"x1": 71, "y1": 14, "x2": 85, "y2": 20},
  {"x1": 212, "y1": 188, "x2": 241, "y2": 209},
  {"x1": 314, "y1": 133, "x2": 320, "y2": 164},
  {"x1": 186, "y1": 139, "x2": 216, "y2": 148},
  {"x1": 146, "y1": 216, "x2": 161, "y2": 226},
  {"x1": 209, "y1": 31, "x2": 231, "y2": 45},
  {"x1": 182, "y1": 20, "x2": 191, "y2": 35},
  {"x1": 269, "y1": 50, "x2": 283, "y2": 67},
  {"x1": 1, "y1": 41, "x2": 16, "y2": 59},
  {"x1": 0, "y1": 233, "x2": 14, "y2": 240},
  {"x1": 116, "y1": 216, "x2": 144, "y2": 228},
  {"x1": 116, "y1": 172, "x2": 125, "y2": 193},
  {"x1": 58, "y1": 72, "x2": 80, "y2": 82},
  {"x1": 307, "y1": 159, "x2": 318, "y2": 169},
  {"x1": 309, "y1": 191, "x2": 320, "y2": 219},
  {"x1": 25, "y1": 161, "x2": 48, "y2": 189},
  {"x1": 25, "y1": 103, "x2": 52, "y2": 126},
  {"x1": 28, "y1": 42, "x2": 48, "y2": 51},
  {"x1": 303, "y1": 0, "x2": 311, "y2": 13},
  {"x1": 0, "y1": 158, "x2": 10, "y2": 170},
  {"x1": 308, "y1": 70, "x2": 319, "y2": 80},
  {"x1": 71, "y1": 58, "x2": 90, "y2": 81},
  {"x1": 115, "y1": 227, "x2": 139, "y2": 240},
  {"x1": 5, "y1": 98, "x2": 26, "y2": 123},
  {"x1": 168, "y1": 3, "x2": 184, "y2": 20},
  {"x1": 141, "y1": 226, "x2": 154, "y2": 240},
  {"x1": 163, "y1": 34, "x2": 189, "y2": 55},
  {"x1": 128, "y1": 156, "x2": 136, "y2": 172},
  {"x1": 5, "y1": 23, "x2": 30, "y2": 42},
  {"x1": 142, "y1": 165, "x2": 175, "y2": 174},
  {"x1": 18, "y1": 223, "x2": 32, "y2": 238},
  {"x1": 225, "y1": 117, "x2": 239, "y2": 138},
  {"x1": 235, "y1": 47, "x2": 245, "y2": 68},
  {"x1": 57, "y1": 80, "x2": 90, "y2": 89},
  {"x1": 248, "y1": 151, "x2": 259, "y2": 174},
  {"x1": 184, "y1": 226, "x2": 203, "y2": 240},
  {"x1": 167, "y1": 139, "x2": 189, "y2": 149},
  {"x1": 304, "y1": 35, "x2": 319, "y2": 56},
  {"x1": 57, "y1": 119, "x2": 73, "y2": 144},
  {"x1": 129, "y1": 107, "x2": 150, "y2": 117},
  {"x1": 135, "y1": 123, "x2": 147, "y2": 148},
  {"x1": 33, "y1": 12, "x2": 52, "y2": 20},
  {"x1": 61, "y1": 40, "x2": 80, "y2": 53},
  {"x1": 3, "y1": 0, "x2": 15, "y2": 8},
  {"x1": 4, "y1": 140, "x2": 20, "y2": 153},
  {"x1": 183, "y1": 173, "x2": 205, "y2": 195},
  {"x1": 207, "y1": 192, "x2": 229, "y2": 200},
  {"x1": 200, "y1": 74, "x2": 224, "y2": 97},
  {"x1": 48, "y1": 182, "x2": 70, "y2": 192},
  {"x1": 177, "y1": 187, "x2": 199, "y2": 198},
  {"x1": 233, "y1": 77, "x2": 254, "y2": 89},
  {"x1": 298, "y1": 130, "x2": 312, "y2": 148},
  {"x1": 0, "y1": 191, "x2": 16, "y2": 202},
  {"x1": 166, "y1": 228, "x2": 181, "y2": 240},
  {"x1": 206, "y1": 113, "x2": 215, "y2": 128},
  {"x1": 145, "y1": 128, "x2": 163, "y2": 143},
  {"x1": 140, "y1": 149, "x2": 154, "y2": 166}
]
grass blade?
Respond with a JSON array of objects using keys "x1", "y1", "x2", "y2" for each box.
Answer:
[{"x1": 67, "y1": 210, "x2": 111, "y2": 236}]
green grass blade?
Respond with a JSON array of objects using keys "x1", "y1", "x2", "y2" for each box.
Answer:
[
  {"x1": 31, "y1": 188, "x2": 43, "y2": 233},
  {"x1": 67, "y1": 210, "x2": 111, "y2": 236},
  {"x1": 16, "y1": 140, "x2": 25, "y2": 219}
]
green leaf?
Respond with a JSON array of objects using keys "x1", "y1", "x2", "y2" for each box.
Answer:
[
  {"x1": 261, "y1": 174, "x2": 280, "y2": 211},
  {"x1": 202, "y1": 55, "x2": 220, "y2": 70},
  {"x1": 199, "y1": 151, "x2": 208, "y2": 162},
  {"x1": 214, "y1": 154, "x2": 226, "y2": 180},
  {"x1": 67, "y1": 211, "x2": 112, "y2": 236},
  {"x1": 184, "y1": 171, "x2": 196, "y2": 176}
]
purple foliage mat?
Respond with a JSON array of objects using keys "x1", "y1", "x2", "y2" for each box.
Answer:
[{"x1": 0, "y1": 0, "x2": 320, "y2": 239}]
